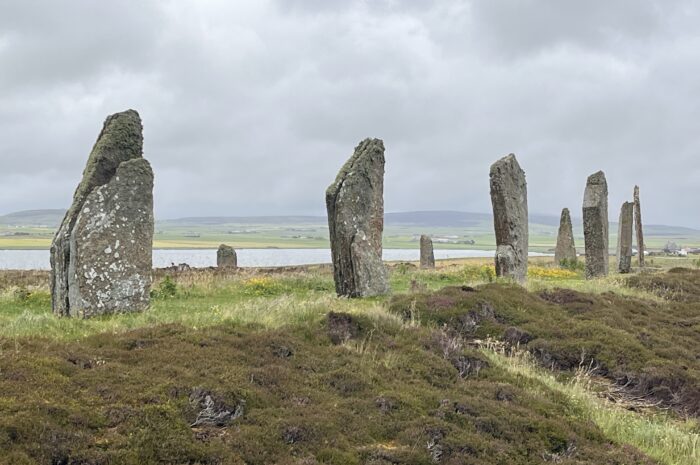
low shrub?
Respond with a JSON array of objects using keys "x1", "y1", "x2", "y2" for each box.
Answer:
[
  {"x1": 151, "y1": 275, "x2": 178, "y2": 299},
  {"x1": 559, "y1": 257, "x2": 585, "y2": 272}
]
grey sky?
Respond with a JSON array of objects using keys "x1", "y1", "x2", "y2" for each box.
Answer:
[{"x1": 1, "y1": 0, "x2": 698, "y2": 226}]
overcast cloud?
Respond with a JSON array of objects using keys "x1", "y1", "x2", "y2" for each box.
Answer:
[{"x1": 1, "y1": 0, "x2": 698, "y2": 226}]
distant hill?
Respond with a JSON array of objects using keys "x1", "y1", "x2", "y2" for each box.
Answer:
[
  {"x1": 2, "y1": 209, "x2": 699, "y2": 237},
  {"x1": 157, "y1": 211, "x2": 492, "y2": 227},
  {"x1": 0, "y1": 209, "x2": 65, "y2": 227},
  {"x1": 385, "y1": 211, "x2": 490, "y2": 227},
  {"x1": 159, "y1": 215, "x2": 326, "y2": 226},
  {"x1": 158, "y1": 211, "x2": 549, "y2": 228}
]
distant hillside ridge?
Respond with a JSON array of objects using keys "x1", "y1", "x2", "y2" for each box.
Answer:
[
  {"x1": 0, "y1": 209, "x2": 65, "y2": 227},
  {"x1": 1, "y1": 209, "x2": 699, "y2": 235},
  {"x1": 159, "y1": 215, "x2": 326, "y2": 226},
  {"x1": 385, "y1": 210, "x2": 490, "y2": 227}
]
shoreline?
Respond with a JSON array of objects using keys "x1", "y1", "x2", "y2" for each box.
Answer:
[
  {"x1": 0, "y1": 249, "x2": 555, "y2": 272},
  {"x1": 0, "y1": 256, "x2": 555, "y2": 278}
]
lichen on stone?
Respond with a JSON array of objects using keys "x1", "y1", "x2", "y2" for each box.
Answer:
[{"x1": 50, "y1": 110, "x2": 154, "y2": 318}]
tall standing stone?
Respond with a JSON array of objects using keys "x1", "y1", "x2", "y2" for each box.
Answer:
[
  {"x1": 582, "y1": 171, "x2": 609, "y2": 279},
  {"x1": 489, "y1": 153, "x2": 528, "y2": 284},
  {"x1": 420, "y1": 235, "x2": 435, "y2": 269},
  {"x1": 217, "y1": 244, "x2": 237, "y2": 269},
  {"x1": 50, "y1": 110, "x2": 154, "y2": 318},
  {"x1": 634, "y1": 185, "x2": 645, "y2": 267},
  {"x1": 617, "y1": 201, "x2": 634, "y2": 273},
  {"x1": 326, "y1": 138, "x2": 389, "y2": 297},
  {"x1": 554, "y1": 208, "x2": 577, "y2": 265}
]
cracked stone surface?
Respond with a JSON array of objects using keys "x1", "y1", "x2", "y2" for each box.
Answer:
[
  {"x1": 582, "y1": 171, "x2": 609, "y2": 279},
  {"x1": 50, "y1": 110, "x2": 153, "y2": 318},
  {"x1": 555, "y1": 208, "x2": 577, "y2": 265},
  {"x1": 489, "y1": 153, "x2": 528, "y2": 284},
  {"x1": 217, "y1": 244, "x2": 237, "y2": 269},
  {"x1": 325, "y1": 138, "x2": 389, "y2": 297},
  {"x1": 617, "y1": 201, "x2": 634, "y2": 274},
  {"x1": 420, "y1": 235, "x2": 435, "y2": 269},
  {"x1": 634, "y1": 185, "x2": 645, "y2": 267}
]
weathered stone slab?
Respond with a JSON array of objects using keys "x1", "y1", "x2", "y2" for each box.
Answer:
[
  {"x1": 582, "y1": 171, "x2": 609, "y2": 279},
  {"x1": 420, "y1": 235, "x2": 435, "y2": 269},
  {"x1": 554, "y1": 208, "x2": 577, "y2": 265},
  {"x1": 50, "y1": 110, "x2": 154, "y2": 317},
  {"x1": 325, "y1": 138, "x2": 389, "y2": 297},
  {"x1": 217, "y1": 244, "x2": 237, "y2": 269},
  {"x1": 617, "y1": 201, "x2": 634, "y2": 274},
  {"x1": 489, "y1": 153, "x2": 528, "y2": 284},
  {"x1": 634, "y1": 185, "x2": 645, "y2": 267}
]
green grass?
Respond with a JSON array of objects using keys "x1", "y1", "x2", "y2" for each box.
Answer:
[
  {"x1": 0, "y1": 260, "x2": 559, "y2": 340},
  {"x1": 0, "y1": 258, "x2": 686, "y2": 341},
  {"x1": 1, "y1": 262, "x2": 700, "y2": 463},
  {"x1": 0, "y1": 271, "x2": 344, "y2": 340},
  {"x1": 483, "y1": 345, "x2": 700, "y2": 465}
]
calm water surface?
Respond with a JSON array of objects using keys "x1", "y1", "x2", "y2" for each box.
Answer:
[{"x1": 0, "y1": 248, "x2": 550, "y2": 270}]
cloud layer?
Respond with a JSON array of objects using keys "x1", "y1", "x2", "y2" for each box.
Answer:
[{"x1": 1, "y1": 0, "x2": 698, "y2": 226}]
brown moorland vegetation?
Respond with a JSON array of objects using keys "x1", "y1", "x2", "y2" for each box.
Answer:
[{"x1": 1, "y1": 262, "x2": 699, "y2": 464}]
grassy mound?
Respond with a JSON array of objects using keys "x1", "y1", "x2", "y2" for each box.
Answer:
[
  {"x1": 389, "y1": 271, "x2": 700, "y2": 417},
  {"x1": 0, "y1": 315, "x2": 656, "y2": 464},
  {"x1": 3, "y1": 264, "x2": 700, "y2": 464},
  {"x1": 626, "y1": 268, "x2": 700, "y2": 302}
]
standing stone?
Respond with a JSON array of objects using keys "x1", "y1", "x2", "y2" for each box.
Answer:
[
  {"x1": 489, "y1": 153, "x2": 528, "y2": 284},
  {"x1": 634, "y1": 185, "x2": 645, "y2": 267},
  {"x1": 554, "y1": 208, "x2": 577, "y2": 265},
  {"x1": 582, "y1": 171, "x2": 609, "y2": 279},
  {"x1": 617, "y1": 201, "x2": 634, "y2": 273},
  {"x1": 326, "y1": 138, "x2": 389, "y2": 297},
  {"x1": 420, "y1": 235, "x2": 435, "y2": 269},
  {"x1": 50, "y1": 110, "x2": 154, "y2": 318},
  {"x1": 217, "y1": 244, "x2": 237, "y2": 269}
]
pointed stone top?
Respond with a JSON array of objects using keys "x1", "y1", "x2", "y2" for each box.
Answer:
[
  {"x1": 490, "y1": 153, "x2": 522, "y2": 172},
  {"x1": 100, "y1": 109, "x2": 141, "y2": 136},
  {"x1": 586, "y1": 170, "x2": 607, "y2": 186},
  {"x1": 351, "y1": 138, "x2": 385, "y2": 166},
  {"x1": 72, "y1": 109, "x2": 142, "y2": 195},
  {"x1": 561, "y1": 207, "x2": 571, "y2": 218},
  {"x1": 86, "y1": 109, "x2": 143, "y2": 177},
  {"x1": 326, "y1": 137, "x2": 385, "y2": 199},
  {"x1": 93, "y1": 110, "x2": 143, "y2": 155},
  {"x1": 105, "y1": 108, "x2": 140, "y2": 120},
  {"x1": 355, "y1": 137, "x2": 384, "y2": 152}
]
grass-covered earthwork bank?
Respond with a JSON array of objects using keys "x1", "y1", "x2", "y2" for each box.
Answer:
[{"x1": 0, "y1": 259, "x2": 699, "y2": 464}]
